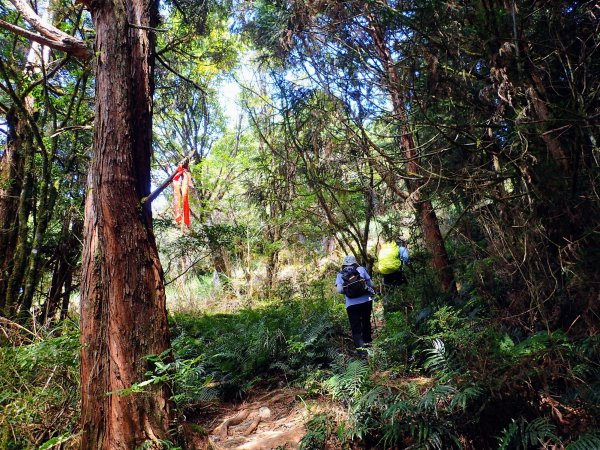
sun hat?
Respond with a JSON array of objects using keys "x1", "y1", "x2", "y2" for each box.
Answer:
[{"x1": 342, "y1": 255, "x2": 357, "y2": 266}]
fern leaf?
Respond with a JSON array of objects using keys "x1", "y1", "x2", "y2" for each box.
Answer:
[
  {"x1": 498, "y1": 419, "x2": 520, "y2": 450},
  {"x1": 565, "y1": 433, "x2": 600, "y2": 450},
  {"x1": 324, "y1": 359, "x2": 370, "y2": 401},
  {"x1": 522, "y1": 417, "x2": 557, "y2": 448},
  {"x1": 498, "y1": 417, "x2": 558, "y2": 450},
  {"x1": 423, "y1": 339, "x2": 447, "y2": 372},
  {"x1": 418, "y1": 384, "x2": 455, "y2": 413},
  {"x1": 450, "y1": 384, "x2": 482, "y2": 410}
]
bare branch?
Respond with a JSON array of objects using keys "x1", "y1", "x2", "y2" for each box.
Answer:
[
  {"x1": 50, "y1": 125, "x2": 93, "y2": 138},
  {"x1": 156, "y1": 54, "x2": 207, "y2": 95},
  {"x1": 0, "y1": 19, "x2": 62, "y2": 50},
  {"x1": 128, "y1": 22, "x2": 169, "y2": 32},
  {"x1": 140, "y1": 150, "x2": 196, "y2": 205},
  {"x1": 2, "y1": 0, "x2": 91, "y2": 59}
]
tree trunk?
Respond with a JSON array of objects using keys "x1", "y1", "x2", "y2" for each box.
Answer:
[
  {"x1": 3, "y1": 103, "x2": 35, "y2": 317},
  {"x1": 19, "y1": 171, "x2": 58, "y2": 318},
  {"x1": 265, "y1": 250, "x2": 279, "y2": 291},
  {"x1": 40, "y1": 256, "x2": 63, "y2": 324},
  {"x1": 209, "y1": 239, "x2": 232, "y2": 276},
  {"x1": 59, "y1": 269, "x2": 73, "y2": 321},
  {"x1": 401, "y1": 127, "x2": 456, "y2": 294},
  {"x1": 366, "y1": 10, "x2": 457, "y2": 294},
  {"x1": 265, "y1": 225, "x2": 280, "y2": 292},
  {"x1": 2, "y1": 4, "x2": 66, "y2": 319},
  {"x1": 38, "y1": 212, "x2": 81, "y2": 324},
  {"x1": 79, "y1": 0, "x2": 173, "y2": 447},
  {"x1": 0, "y1": 108, "x2": 25, "y2": 313}
]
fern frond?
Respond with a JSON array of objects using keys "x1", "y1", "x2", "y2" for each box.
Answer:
[
  {"x1": 299, "y1": 413, "x2": 334, "y2": 450},
  {"x1": 497, "y1": 417, "x2": 557, "y2": 450},
  {"x1": 324, "y1": 359, "x2": 370, "y2": 401},
  {"x1": 423, "y1": 338, "x2": 457, "y2": 379},
  {"x1": 497, "y1": 419, "x2": 520, "y2": 450},
  {"x1": 418, "y1": 384, "x2": 455, "y2": 413},
  {"x1": 565, "y1": 433, "x2": 600, "y2": 450},
  {"x1": 354, "y1": 385, "x2": 387, "y2": 412},
  {"x1": 423, "y1": 339, "x2": 447, "y2": 372},
  {"x1": 407, "y1": 422, "x2": 446, "y2": 450},
  {"x1": 522, "y1": 417, "x2": 557, "y2": 448},
  {"x1": 511, "y1": 332, "x2": 552, "y2": 357},
  {"x1": 450, "y1": 384, "x2": 482, "y2": 410}
]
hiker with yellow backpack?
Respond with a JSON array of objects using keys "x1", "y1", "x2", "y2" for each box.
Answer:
[{"x1": 374, "y1": 238, "x2": 413, "y2": 312}]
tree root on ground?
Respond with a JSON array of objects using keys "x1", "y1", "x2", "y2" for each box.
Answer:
[
  {"x1": 214, "y1": 409, "x2": 250, "y2": 438},
  {"x1": 213, "y1": 406, "x2": 272, "y2": 438}
]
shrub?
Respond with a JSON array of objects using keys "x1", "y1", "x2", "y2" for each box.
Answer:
[
  {"x1": 0, "y1": 320, "x2": 80, "y2": 449},
  {"x1": 168, "y1": 296, "x2": 347, "y2": 403}
]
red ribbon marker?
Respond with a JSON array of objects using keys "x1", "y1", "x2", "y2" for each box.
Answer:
[{"x1": 173, "y1": 164, "x2": 192, "y2": 228}]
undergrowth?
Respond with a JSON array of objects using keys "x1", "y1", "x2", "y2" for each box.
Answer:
[
  {"x1": 294, "y1": 271, "x2": 600, "y2": 450},
  {"x1": 168, "y1": 296, "x2": 347, "y2": 406},
  {"x1": 2, "y1": 276, "x2": 600, "y2": 449},
  {"x1": 0, "y1": 320, "x2": 80, "y2": 449}
]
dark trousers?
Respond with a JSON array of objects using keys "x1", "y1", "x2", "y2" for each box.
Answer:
[
  {"x1": 382, "y1": 269, "x2": 407, "y2": 287},
  {"x1": 346, "y1": 301, "x2": 373, "y2": 348}
]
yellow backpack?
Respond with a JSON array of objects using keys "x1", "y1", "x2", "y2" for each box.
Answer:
[{"x1": 375, "y1": 242, "x2": 402, "y2": 274}]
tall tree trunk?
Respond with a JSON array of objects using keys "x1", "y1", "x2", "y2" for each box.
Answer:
[
  {"x1": 366, "y1": 10, "x2": 457, "y2": 294},
  {"x1": 59, "y1": 269, "x2": 73, "y2": 321},
  {"x1": 0, "y1": 108, "x2": 25, "y2": 313},
  {"x1": 79, "y1": 0, "x2": 173, "y2": 447},
  {"x1": 38, "y1": 211, "x2": 81, "y2": 324},
  {"x1": 1, "y1": 3, "x2": 66, "y2": 319},
  {"x1": 265, "y1": 225, "x2": 280, "y2": 291},
  {"x1": 3, "y1": 100, "x2": 35, "y2": 317},
  {"x1": 19, "y1": 171, "x2": 58, "y2": 318},
  {"x1": 40, "y1": 257, "x2": 63, "y2": 324}
]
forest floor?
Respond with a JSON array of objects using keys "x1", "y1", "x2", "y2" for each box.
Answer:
[
  {"x1": 177, "y1": 302, "x2": 389, "y2": 449},
  {"x1": 184, "y1": 387, "x2": 315, "y2": 449}
]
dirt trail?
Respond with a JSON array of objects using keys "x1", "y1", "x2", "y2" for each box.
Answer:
[{"x1": 184, "y1": 388, "x2": 307, "y2": 450}]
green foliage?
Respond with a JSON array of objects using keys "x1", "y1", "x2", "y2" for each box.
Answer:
[
  {"x1": 497, "y1": 417, "x2": 558, "y2": 450},
  {"x1": 168, "y1": 295, "x2": 346, "y2": 403},
  {"x1": 38, "y1": 433, "x2": 73, "y2": 450},
  {"x1": 565, "y1": 433, "x2": 600, "y2": 450},
  {"x1": 2, "y1": 0, "x2": 600, "y2": 448},
  {"x1": 449, "y1": 384, "x2": 482, "y2": 411},
  {"x1": 422, "y1": 338, "x2": 455, "y2": 377},
  {"x1": 373, "y1": 310, "x2": 416, "y2": 370},
  {"x1": 241, "y1": 0, "x2": 294, "y2": 59},
  {"x1": 323, "y1": 359, "x2": 371, "y2": 403},
  {"x1": 0, "y1": 322, "x2": 80, "y2": 449},
  {"x1": 325, "y1": 268, "x2": 600, "y2": 448},
  {"x1": 343, "y1": 377, "x2": 470, "y2": 448},
  {"x1": 137, "y1": 438, "x2": 183, "y2": 450},
  {"x1": 299, "y1": 413, "x2": 335, "y2": 450}
]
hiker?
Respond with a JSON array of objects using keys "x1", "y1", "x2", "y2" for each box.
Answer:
[
  {"x1": 375, "y1": 238, "x2": 412, "y2": 312},
  {"x1": 377, "y1": 238, "x2": 411, "y2": 287},
  {"x1": 336, "y1": 255, "x2": 375, "y2": 353},
  {"x1": 398, "y1": 238, "x2": 411, "y2": 266}
]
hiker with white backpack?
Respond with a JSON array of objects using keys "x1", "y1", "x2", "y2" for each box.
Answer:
[{"x1": 335, "y1": 255, "x2": 375, "y2": 355}]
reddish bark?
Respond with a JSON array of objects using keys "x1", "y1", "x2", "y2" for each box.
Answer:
[
  {"x1": 366, "y1": 9, "x2": 457, "y2": 294},
  {"x1": 79, "y1": 0, "x2": 173, "y2": 447}
]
